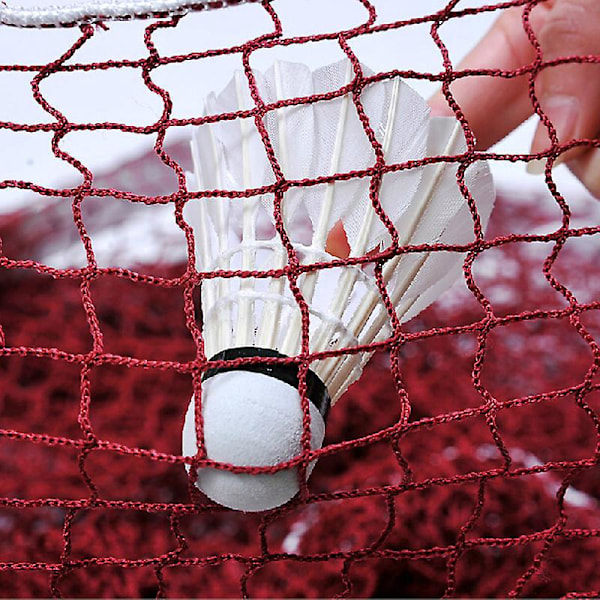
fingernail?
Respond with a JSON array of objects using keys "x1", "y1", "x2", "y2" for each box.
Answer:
[
  {"x1": 544, "y1": 95, "x2": 580, "y2": 144},
  {"x1": 526, "y1": 158, "x2": 547, "y2": 175},
  {"x1": 526, "y1": 154, "x2": 567, "y2": 176},
  {"x1": 531, "y1": 95, "x2": 580, "y2": 154}
]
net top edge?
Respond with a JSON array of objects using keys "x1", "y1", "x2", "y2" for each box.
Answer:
[{"x1": 0, "y1": 0, "x2": 265, "y2": 28}]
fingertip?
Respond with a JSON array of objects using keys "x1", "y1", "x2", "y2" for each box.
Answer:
[
  {"x1": 427, "y1": 94, "x2": 454, "y2": 118},
  {"x1": 570, "y1": 149, "x2": 600, "y2": 200},
  {"x1": 529, "y1": 119, "x2": 549, "y2": 157},
  {"x1": 530, "y1": 94, "x2": 589, "y2": 174}
]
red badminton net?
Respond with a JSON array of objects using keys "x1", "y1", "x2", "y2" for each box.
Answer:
[{"x1": 1, "y1": 0, "x2": 600, "y2": 597}]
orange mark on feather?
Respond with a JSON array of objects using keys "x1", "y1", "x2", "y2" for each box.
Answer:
[{"x1": 325, "y1": 220, "x2": 350, "y2": 259}]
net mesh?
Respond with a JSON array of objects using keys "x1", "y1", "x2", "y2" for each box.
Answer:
[{"x1": 1, "y1": 0, "x2": 600, "y2": 597}]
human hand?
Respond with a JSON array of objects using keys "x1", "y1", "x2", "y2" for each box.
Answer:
[{"x1": 429, "y1": 0, "x2": 600, "y2": 198}]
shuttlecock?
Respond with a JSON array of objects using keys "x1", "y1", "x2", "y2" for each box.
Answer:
[{"x1": 182, "y1": 60, "x2": 495, "y2": 512}]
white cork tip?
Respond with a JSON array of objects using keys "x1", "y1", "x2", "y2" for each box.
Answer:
[{"x1": 182, "y1": 370, "x2": 326, "y2": 512}]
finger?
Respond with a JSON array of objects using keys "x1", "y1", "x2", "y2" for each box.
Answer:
[
  {"x1": 429, "y1": 5, "x2": 551, "y2": 149},
  {"x1": 529, "y1": 0, "x2": 600, "y2": 167}
]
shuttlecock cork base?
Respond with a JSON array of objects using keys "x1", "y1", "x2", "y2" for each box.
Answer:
[
  {"x1": 182, "y1": 348, "x2": 329, "y2": 512},
  {"x1": 182, "y1": 59, "x2": 494, "y2": 513}
]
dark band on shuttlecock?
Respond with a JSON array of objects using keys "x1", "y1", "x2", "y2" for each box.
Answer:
[{"x1": 203, "y1": 347, "x2": 331, "y2": 419}]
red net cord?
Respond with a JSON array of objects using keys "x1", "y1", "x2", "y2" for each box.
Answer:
[{"x1": 1, "y1": 0, "x2": 600, "y2": 597}]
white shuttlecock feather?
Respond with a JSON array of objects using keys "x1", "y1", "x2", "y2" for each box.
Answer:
[{"x1": 182, "y1": 60, "x2": 495, "y2": 512}]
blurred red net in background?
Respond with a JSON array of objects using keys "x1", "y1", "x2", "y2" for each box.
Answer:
[{"x1": 1, "y1": 0, "x2": 600, "y2": 597}]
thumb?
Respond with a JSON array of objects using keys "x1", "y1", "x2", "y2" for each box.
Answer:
[{"x1": 529, "y1": 0, "x2": 600, "y2": 170}]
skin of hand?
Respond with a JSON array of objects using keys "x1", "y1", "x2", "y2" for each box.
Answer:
[{"x1": 428, "y1": 0, "x2": 600, "y2": 198}]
